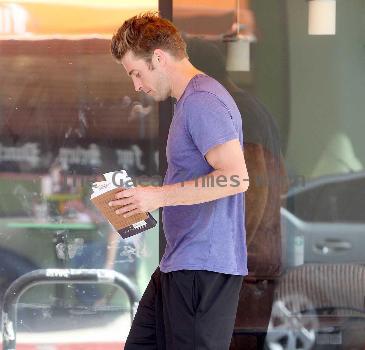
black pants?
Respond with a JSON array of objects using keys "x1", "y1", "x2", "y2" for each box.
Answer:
[{"x1": 125, "y1": 267, "x2": 244, "y2": 350}]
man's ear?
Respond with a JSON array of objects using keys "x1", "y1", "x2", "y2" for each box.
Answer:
[{"x1": 153, "y1": 48, "x2": 166, "y2": 66}]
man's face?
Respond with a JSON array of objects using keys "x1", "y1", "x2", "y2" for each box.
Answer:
[{"x1": 121, "y1": 51, "x2": 171, "y2": 102}]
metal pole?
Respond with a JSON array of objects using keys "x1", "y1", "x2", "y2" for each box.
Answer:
[{"x1": 2, "y1": 269, "x2": 139, "y2": 350}]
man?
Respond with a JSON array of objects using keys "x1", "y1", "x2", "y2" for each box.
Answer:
[{"x1": 109, "y1": 12, "x2": 249, "y2": 349}]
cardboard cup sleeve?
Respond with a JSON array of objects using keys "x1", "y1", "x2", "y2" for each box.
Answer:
[{"x1": 91, "y1": 187, "x2": 157, "y2": 239}]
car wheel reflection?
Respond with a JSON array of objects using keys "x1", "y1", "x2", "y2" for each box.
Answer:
[{"x1": 266, "y1": 294, "x2": 318, "y2": 350}]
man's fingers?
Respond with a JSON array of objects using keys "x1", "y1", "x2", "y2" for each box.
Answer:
[
  {"x1": 115, "y1": 204, "x2": 138, "y2": 215},
  {"x1": 109, "y1": 197, "x2": 134, "y2": 207},
  {"x1": 122, "y1": 208, "x2": 142, "y2": 218},
  {"x1": 115, "y1": 189, "x2": 134, "y2": 199}
]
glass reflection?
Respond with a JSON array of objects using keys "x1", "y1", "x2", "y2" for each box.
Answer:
[
  {"x1": 0, "y1": 1, "x2": 158, "y2": 348},
  {"x1": 174, "y1": 0, "x2": 365, "y2": 349},
  {"x1": 183, "y1": 34, "x2": 287, "y2": 350}
]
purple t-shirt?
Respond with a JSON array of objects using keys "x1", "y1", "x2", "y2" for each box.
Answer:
[{"x1": 160, "y1": 74, "x2": 248, "y2": 276}]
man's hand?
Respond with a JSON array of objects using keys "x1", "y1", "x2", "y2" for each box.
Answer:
[{"x1": 108, "y1": 186, "x2": 164, "y2": 218}]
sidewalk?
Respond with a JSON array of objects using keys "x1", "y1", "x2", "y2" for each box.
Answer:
[{"x1": 1, "y1": 306, "x2": 131, "y2": 349}]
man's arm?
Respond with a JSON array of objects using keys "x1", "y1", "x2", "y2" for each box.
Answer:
[
  {"x1": 160, "y1": 138, "x2": 249, "y2": 207},
  {"x1": 110, "y1": 138, "x2": 249, "y2": 216}
]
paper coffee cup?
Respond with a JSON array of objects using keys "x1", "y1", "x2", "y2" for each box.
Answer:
[{"x1": 90, "y1": 170, "x2": 157, "y2": 238}]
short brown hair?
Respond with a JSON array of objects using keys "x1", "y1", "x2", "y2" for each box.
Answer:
[{"x1": 111, "y1": 11, "x2": 187, "y2": 65}]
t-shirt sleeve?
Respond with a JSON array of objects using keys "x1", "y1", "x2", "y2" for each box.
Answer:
[{"x1": 185, "y1": 92, "x2": 239, "y2": 157}]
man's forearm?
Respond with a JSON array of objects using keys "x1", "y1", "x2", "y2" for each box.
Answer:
[{"x1": 160, "y1": 169, "x2": 249, "y2": 207}]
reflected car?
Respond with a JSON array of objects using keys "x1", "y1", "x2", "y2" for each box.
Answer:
[{"x1": 266, "y1": 170, "x2": 365, "y2": 350}]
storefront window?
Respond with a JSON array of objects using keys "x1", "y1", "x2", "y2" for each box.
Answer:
[
  {"x1": 2, "y1": 0, "x2": 364, "y2": 349},
  {"x1": 0, "y1": 1, "x2": 159, "y2": 348},
  {"x1": 173, "y1": 1, "x2": 365, "y2": 349}
]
